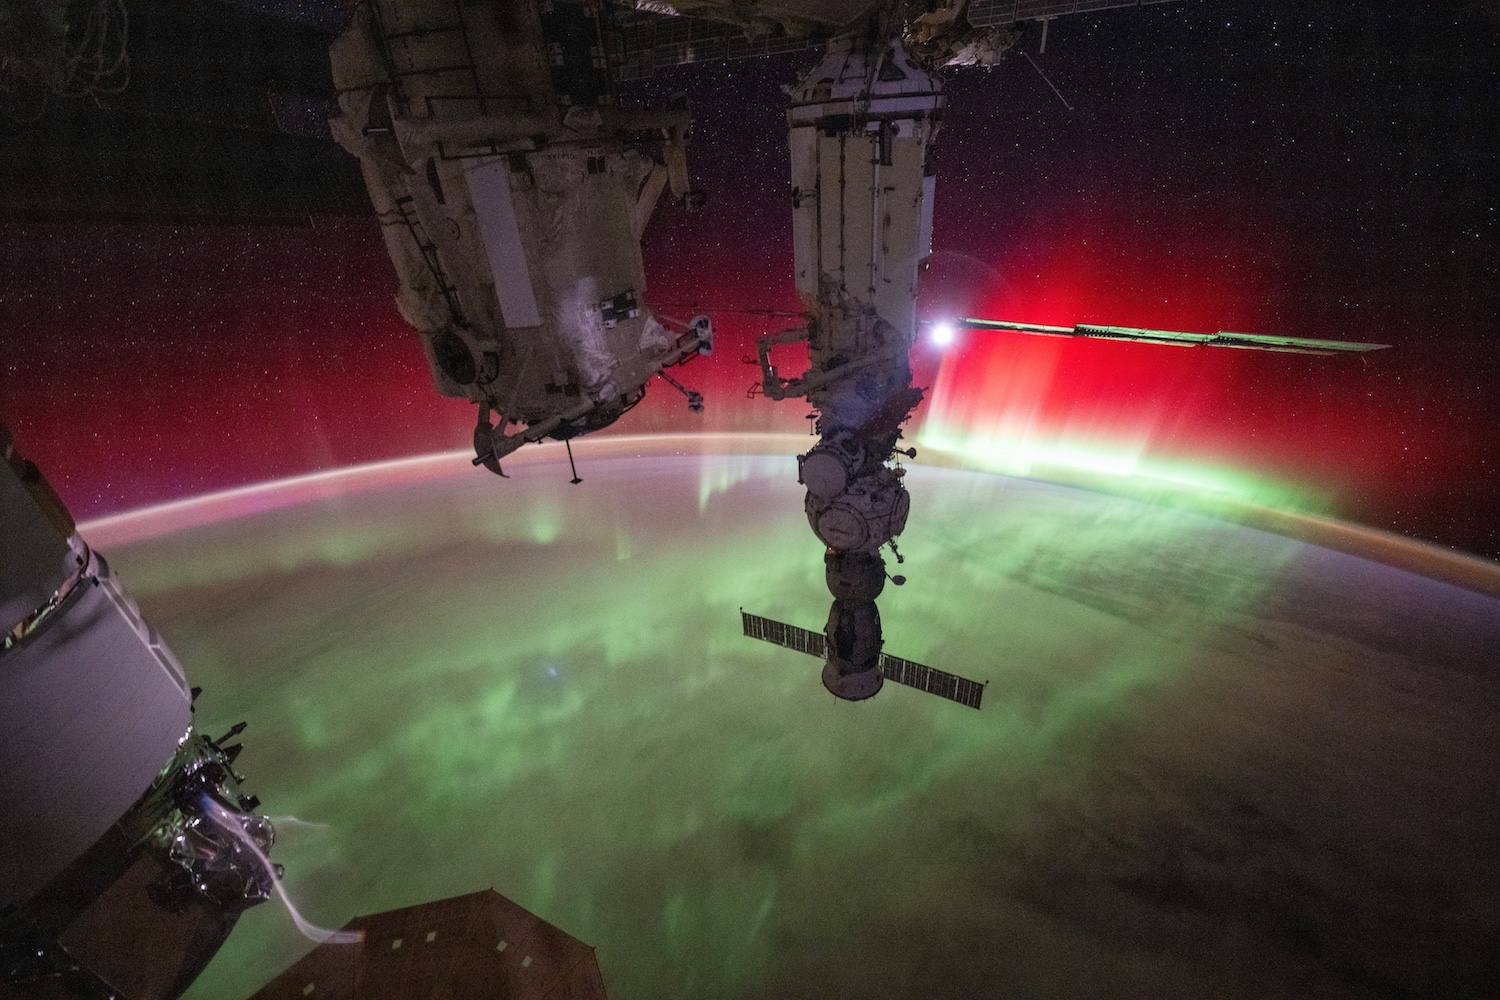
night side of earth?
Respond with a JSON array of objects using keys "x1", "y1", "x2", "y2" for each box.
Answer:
[{"x1": 70, "y1": 438, "x2": 1499, "y2": 1000}]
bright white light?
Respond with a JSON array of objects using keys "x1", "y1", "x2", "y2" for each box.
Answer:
[{"x1": 931, "y1": 322, "x2": 956, "y2": 347}]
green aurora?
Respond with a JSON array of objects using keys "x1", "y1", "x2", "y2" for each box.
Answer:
[{"x1": 91, "y1": 446, "x2": 1499, "y2": 999}]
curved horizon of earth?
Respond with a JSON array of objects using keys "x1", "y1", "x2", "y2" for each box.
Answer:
[{"x1": 85, "y1": 435, "x2": 1500, "y2": 999}]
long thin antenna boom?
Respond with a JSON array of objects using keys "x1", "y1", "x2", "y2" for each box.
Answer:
[
  {"x1": 951, "y1": 318, "x2": 1390, "y2": 355},
  {"x1": 564, "y1": 438, "x2": 582, "y2": 485},
  {"x1": 1024, "y1": 51, "x2": 1073, "y2": 111}
]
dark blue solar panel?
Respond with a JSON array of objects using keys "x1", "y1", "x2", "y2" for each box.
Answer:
[
  {"x1": 878, "y1": 653, "x2": 985, "y2": 710},
  {"x1": 741, "y1": 612, "x2": 826, "y2": 658}
]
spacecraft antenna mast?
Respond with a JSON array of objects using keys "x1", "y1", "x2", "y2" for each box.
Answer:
[{"x1": 564, "y1": 438, "x2": 583, "y2": 486}]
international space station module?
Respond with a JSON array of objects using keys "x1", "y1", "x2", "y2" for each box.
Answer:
[{"x1": 329, "y1": 0, "x2": 713, "y2": 474}]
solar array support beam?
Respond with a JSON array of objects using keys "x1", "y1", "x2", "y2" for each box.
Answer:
[
  {"x1": 967, "y1": 0, "x2": 1180, "y2": 28},
  {"x1": 954, "y1": 319, "x2": 1391, "y2": 355}
]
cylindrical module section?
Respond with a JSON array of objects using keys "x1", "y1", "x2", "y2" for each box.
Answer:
[
  {"x1": 1, "y1": 428, "x2": 275, "y2": 1000},
  {"x1": 0, "y1": 548, "x2": 194, "y2": 909},
  {"x1": 0, "y1": 436, "x2": 193, "y2": 910}
]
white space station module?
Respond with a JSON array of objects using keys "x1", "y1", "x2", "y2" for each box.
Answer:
[
  {"x1": 329, "y1": 0, "x2": 714, "y2": 475},
  {"x1": 1, "y1": 425, "x2": 279, "y2": 1000}
]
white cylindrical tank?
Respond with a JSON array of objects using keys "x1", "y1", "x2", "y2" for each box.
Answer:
[
  {"x1": 0, "y1": 435, "x2": 193, "y2": 911},
  {"x1": 1, "y1": 427, "x2": 275, "y2": 1000}
]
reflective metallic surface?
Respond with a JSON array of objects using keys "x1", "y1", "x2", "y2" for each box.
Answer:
[{"x1": 1, "y1": 427, "x2": 276, "y2": 1000}]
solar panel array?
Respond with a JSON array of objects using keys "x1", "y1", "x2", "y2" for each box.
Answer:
[
  {"x1": 878, "y1": 653, "x2": 986, "y2": 710},
  {"x1": 614, "y1": 17, "x2": 826, "y2": 82},
  {"x1": 612, "y1": 1, "x2": 1178, "y2": 80},
  {"x1": 741, "y1": 611, "x2": 827, "y2": 658},
  {"x1": 967, "y1": 0, "x2": 1178, "y2": 27}
]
